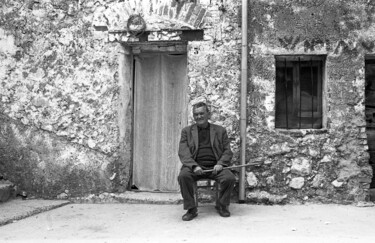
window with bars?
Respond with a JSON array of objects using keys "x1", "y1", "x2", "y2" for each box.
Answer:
[{"x1": 275, "y1": 56, "x2": 325, "y2": 129}]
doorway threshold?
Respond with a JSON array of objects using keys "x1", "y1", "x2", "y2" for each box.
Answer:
[
  {"x1": 121, "y1": 191, "x2": 183, "y2": 204},
  {"x1": 72, "y1": 191, "x2": 183, "y2": 204}
]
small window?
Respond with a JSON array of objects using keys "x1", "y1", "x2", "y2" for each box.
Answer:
[{"x1": 275, "y1": 56, "x2": 325, "y2": 129}]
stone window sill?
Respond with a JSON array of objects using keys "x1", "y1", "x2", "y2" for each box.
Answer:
[{"x1": 276, "y1": 128, "x2": 328, "y2": 137}]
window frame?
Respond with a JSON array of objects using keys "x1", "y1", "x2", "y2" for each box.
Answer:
[{"x1": 274, "y1": 55, "x2": 326, "y2": 130}]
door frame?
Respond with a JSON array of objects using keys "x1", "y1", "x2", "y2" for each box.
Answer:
[{"x1": 117, "y1": 42, "x2": 188, "y2": 191}]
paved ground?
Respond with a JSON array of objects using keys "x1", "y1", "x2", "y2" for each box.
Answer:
[
  {"x1": 1, "y1": 199, "x2": 375, "y2": 243},
  {"x1": 0, "y1": 199, "x2": 70, "y2": 226}
]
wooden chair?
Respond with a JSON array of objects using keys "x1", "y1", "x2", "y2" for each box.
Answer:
[{"x1": 194, "y1": 178, "x2": 220, "y2": 207}]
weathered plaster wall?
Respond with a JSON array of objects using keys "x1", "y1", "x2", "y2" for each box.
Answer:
[
  {"x1": 0, "y1": 0, "x2": 226, "y2": 199},
  {"x1": 187, "y1": 1, "x2": 241, "y2": 154},
  {"x1": 0, "y1": 115, "x2": 114, "y2": 198},
  {"x1": 247, "y1": 0, "x2": 373, "y2": 203},
  {"x1": 0, "y1": 0, "x2": 123, "y2": 198}
]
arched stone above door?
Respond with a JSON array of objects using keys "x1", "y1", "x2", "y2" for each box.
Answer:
[{"x1": 92, "y1": 0, "x2": 208, "y2": 42}]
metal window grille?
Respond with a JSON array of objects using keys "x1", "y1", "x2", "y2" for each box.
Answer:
[{"x1": 275, "y1": 56, "x2": 324, "y2": 129}]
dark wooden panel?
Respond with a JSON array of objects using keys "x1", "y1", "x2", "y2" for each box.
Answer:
[
  {"x1": 366, "y1": 107, "x2": 375, "y2": 128},
  {"x1": 369, "y1": 151, "x2": 375, "y2": 164},
  {"x1": 366, "y1": 130, "x2": 375, "y2": 152},
  {"x1": 181, "y1": 30, "x2": 204, "y2": 41},
  {"x1": 366, "y1": 90, "x2": 375, "y2": 105}
]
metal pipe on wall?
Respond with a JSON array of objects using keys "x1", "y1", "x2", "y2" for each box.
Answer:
[{"x1": 239, "y1": 0, "x2": 248, "y2": 203}]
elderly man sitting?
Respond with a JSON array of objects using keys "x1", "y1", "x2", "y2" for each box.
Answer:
[{"x1": 177, "y1": 101, "x2": 235, "y2": 221}]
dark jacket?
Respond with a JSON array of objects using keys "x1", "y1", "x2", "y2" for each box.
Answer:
[{"x1": 178, "y1": 123, "x2": 233, "y2": 170}]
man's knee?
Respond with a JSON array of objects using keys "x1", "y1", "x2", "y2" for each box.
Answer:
[
  {"x1": 178, "y1": 168, "x2": 193, "y2": 183},
  {"x1": 222, "y1": 171, "x2": 236, "y2": 184}
]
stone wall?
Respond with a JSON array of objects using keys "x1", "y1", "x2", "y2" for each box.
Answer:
[
  {"x1": 0, "y1": 0, "x2": 122, "y2": 198},
  {"x1": 246, "y1": 0, "x2": 373, "y2": 203},
  {"x1": 0, "y1": 0, "x2": 230, "y2": 199},
  {"x1": 187, "y1": 1, "x2": 241, "y2": 153}
]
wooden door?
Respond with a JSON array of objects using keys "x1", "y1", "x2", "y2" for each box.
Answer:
[
  {"x1": 133, "y1": 53, "x2": 188, "y2": 192},
  {"x1": 365, "y1": 59, "x2": 375, "y2": 188}
]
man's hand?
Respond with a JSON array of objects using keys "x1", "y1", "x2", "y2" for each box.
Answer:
[
  {"x1": 193, "y1": 166, "x2": 203, "y2": 175},
  {"x1": 212, "y1": 164, "x2": 223, "y2": 175}
]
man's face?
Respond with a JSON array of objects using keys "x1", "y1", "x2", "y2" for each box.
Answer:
[{"x1": 193, "y1": 106, "x2": 209, "y2": 127}]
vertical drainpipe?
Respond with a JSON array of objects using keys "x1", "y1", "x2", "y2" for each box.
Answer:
[{"x1": 239, "y1": 0, "x2": 248, "y2": 203}]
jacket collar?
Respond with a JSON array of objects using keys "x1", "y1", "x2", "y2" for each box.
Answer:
[{"x1": 192, "y1": 123, "x2": 216, "y2": 147}]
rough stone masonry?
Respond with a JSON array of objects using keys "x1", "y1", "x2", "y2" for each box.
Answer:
[{"x1": 0, "y1": 0, "x2": 373, "y2": 204}]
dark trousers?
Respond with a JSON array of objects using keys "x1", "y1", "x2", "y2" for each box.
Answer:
[{"x1": 178, "y1": 166, "x2": 236, "y2": 210}]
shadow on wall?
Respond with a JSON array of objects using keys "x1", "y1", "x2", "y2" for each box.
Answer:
[{"x1": 0, "y1": 115, "x2": 116, "y2": 199}]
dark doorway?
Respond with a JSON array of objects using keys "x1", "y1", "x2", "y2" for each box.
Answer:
[{"x1": 365, "y1": 58, "x2": 375, "y2": 188}]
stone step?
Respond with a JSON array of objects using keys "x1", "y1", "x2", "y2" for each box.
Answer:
[
  {"x1": 0, "y1": 199, "x2": 70, "y2": 226},
  {"x1": 72, "y1": 191, "x2": 184, "y2": 204},
  {"x1": 70, "y1": 190, "x2": 221, "y2": 204}
]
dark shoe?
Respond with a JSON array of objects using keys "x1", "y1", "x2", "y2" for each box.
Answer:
[
  {"x1": 215, "y1": 205, "x2": 230, "y2": 217},
  {"x1": 182, "y1": 207, "x2": 198, "y2": 221}
]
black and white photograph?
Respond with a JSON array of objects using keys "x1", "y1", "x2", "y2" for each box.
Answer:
[{"x1": 1, "y1": 0, "x2": 375, "y2": 242}]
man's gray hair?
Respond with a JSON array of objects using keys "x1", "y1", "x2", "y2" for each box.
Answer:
[{"x1": 192, "y1": 102, "x2": 210, "y2": 113}]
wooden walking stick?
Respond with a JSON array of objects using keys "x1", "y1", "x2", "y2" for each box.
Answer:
[{"x1": 202, "y1": 161, "x2": 262, "y2": 173}]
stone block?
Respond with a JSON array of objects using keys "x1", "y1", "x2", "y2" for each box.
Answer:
[
  {"x1": 246, "y1": 190, "x2": 287, "y2": 204},
  {"x1": 188, "y1": 13, "x2": 199, "y2": 26},
  {"x1": 169, "y1": 8, "x2": 175, "y2": 19},
  {"x1": 337, "y1": 159, "x2": 361, "y2": 181},
  {"x1": 269, "y1": 143, "x2": 291, "y2": 156},
  {"x1": 246, "y1": 172, "x2": 258, "y2": 188},
  {"x1": 266, "y1": 175, "x2": 275, "y2": 186},
  {"x1": 158, "y1": 6, "x2": 164, "y2": 16},
  {"x1": 163, "y1": 5, "x2": 169, "y2": 16},
  {"x1": 184, "y1": 3, "x2": 196, "y2": 23},
  {"x1": 289, "y1": 177, "x2": 305, "y2": 189},
  {"x1": 311, "y1": 174, "x2": 325, "y2": 188},
  {"x1": 332, "y1": 180, "x2": 344, "y2": 188},
  {"x1": 175, "y1": 2, "x2": 184, "y2": 18},
  {"x1": 291, "y1": 157, "x2": 312, "y2": 176},
  {"x1": 194, "y1": 8, "x2": 206, "y2": 28}
]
